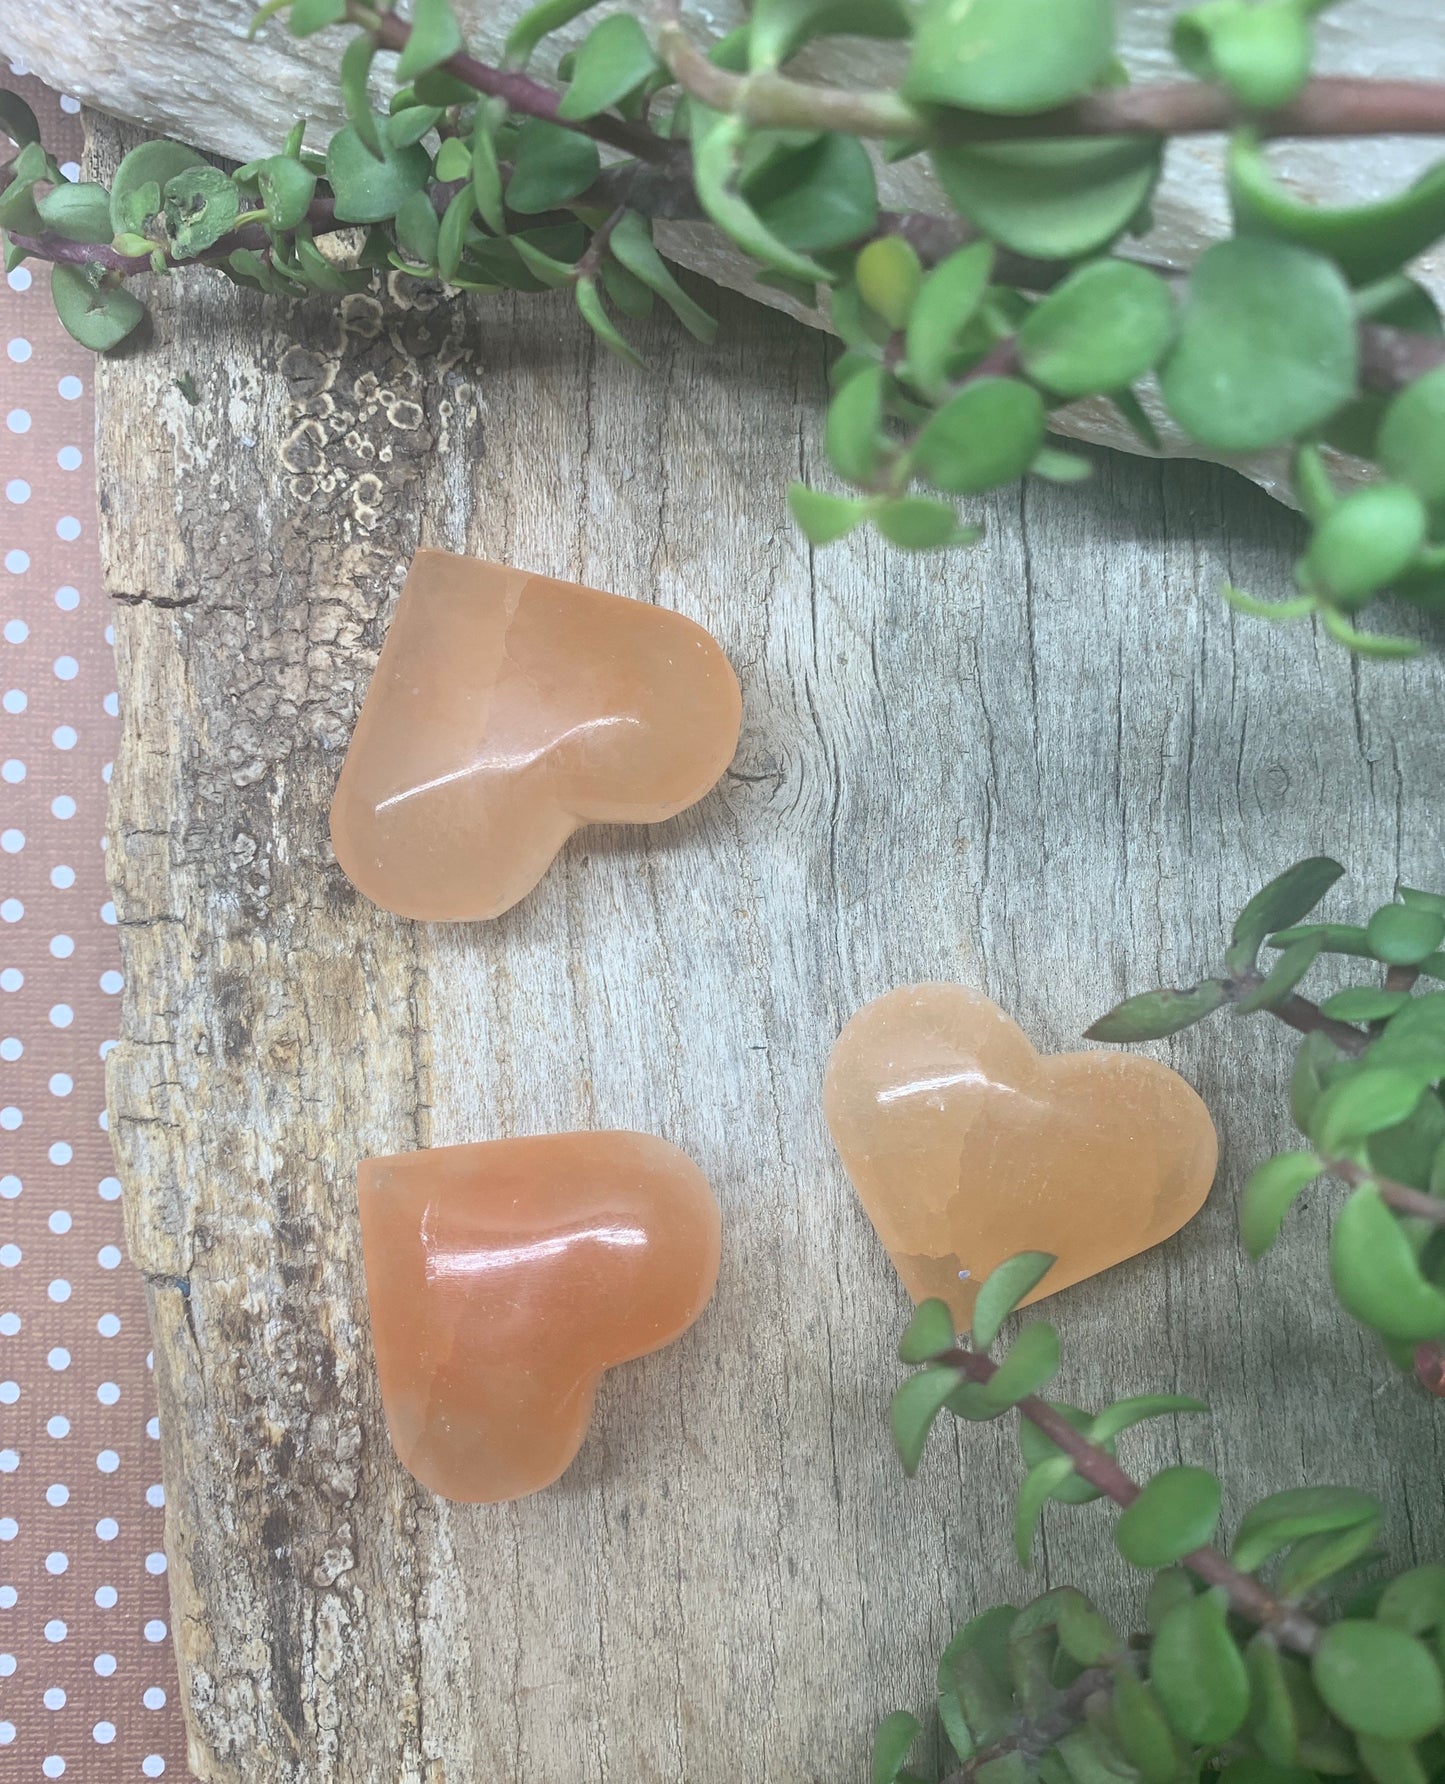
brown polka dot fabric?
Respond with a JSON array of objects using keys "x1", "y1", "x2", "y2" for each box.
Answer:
[{"x1": 1, "y1": 71, "x2": 188, "y2": 1781}]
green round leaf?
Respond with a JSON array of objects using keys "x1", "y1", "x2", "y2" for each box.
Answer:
[
  {"x1": 49, "y1": 264, "x2": 146, "y2": 352},
  {"x1": 905, "y1": 0, "x2": 1115, "y2": 113},
  {"x1": 251, "y1": 155, "x2": 318, "y2": 230},
  {"x1": 1159, "y1": 238, "x2": 1357, "y2": 452},
  {"x1": 325, "y1": 124, "x2": 431, "y2": 224},
  {"x1": 856, "y1": 235, "x2": 922, "y2": 332},
  {"x1": 1112, "y1": 1666, "x2": 1179, "y2": 1784},
  {"x1": 161, "y1": 164, "x2": 241, "y2": 257},
  {"x1": 1304, "y1": 483, "x2": 1427, "y2": 609},
  {"x1": 871, "y1": 1709, "x2": 922, "y2": 1784},
  {"x1": 750, "y1": 0, "x2": 912, "y2": 70},
  {"x1": 903, "y1": 241, "x2": 992, "y2": 400},
  {"x1": 1312, "y1": 1069, "x2": 1426, "y2": 1156},
  {"x1": 914, "y1": 377, "x2": 1045, "y2": 495},
  {"x1": 434, "y1": 135, "x2": 472, "y2": 183},
  {"x1": 1330, "y1": 1184, "x2": 1445, "y2": 1343},
  {"x1": 1379, "y1": 367, "x2": 1445, "y2": 506},
  {"x1": 0, "y1": 89, "x2": 41, "y2": 149},
  {"x1": 394, "y1": 188, "x2": 441, "y2": 266},
  {"x1": 1312, "y1": 1622, "x2": 1445, "y2": 1742},
  {"x1": 1320, "y1": 988, "x2": 1411, "y2": 1022},
  {"x1": 983, "y1": 1321, "x2": 1060, "y2": 1409},
  {"x1": 891, "y1": 1365, "x2": 965, "y2": 1475},
  {"x1": 1377, "y1": 1565, "x2": 1445, "y2": 1636},
  {"x1": 506, "y1": 118, "x2": 601, "y2": 214},
  {"x1": 1176, "y1": 5, "x2": 1312, "y2": 111},
  {"x1": 1232, "y1": 1485, "x2": 1380, "y2": 1573},
  {"x1": 788, "y1": 483, "x2": 868, "y2": 546},
  {"x1": 745, "y1": 132, "x2": 878, "y2": 255},
  {"x1": 35, "y1": 181, "x2": 113, "y2": 244},
  {"x1": 873, "y1": 495, "x2": 971, "y2": 550},
  {"x1": 898, "y1": 1297, "x2": 956, "y2": 1364},
  {"x1": 1115, "y1": 1465, "x2": 1221, "y2": 1569},
  {"x1": 972, "y1": 1252, "x2": 1056, "y2": 1349},
  {"x1": 557, "y1": 13, "x2": 660, "y2": 120},
  {"x1": 1245, "y1": 1635, "x2": 1301, "y2": 1768},
  {"x1": 1151, "y1": 1590, "x2": 1250, "y2": 1745},
  {"x1": 930, "y1": 137, "x2": 1162, "y2": 261},
  {"x1": 1239, "y1": 1151, "x2": 1322, "y2": 1259},
  {"x1": 825, "y1": 361, "x2": 886, "y2": 485},
  {"x1": 1228, "y1": 856, "x2": 1344, "y2": 973},
  {"x1": 1017, "y1": 261, "x2": 1174, "y2": 399},
  {"x1": 395, "y1": 0, "x2": 465, "y2": 83},
  {"x1": 1084, "y1": 980, "x2": 1228, "y2": 1043},
  {"x1": 109, "y1": 139, "x2": 207, "y2": 236},
  {"x1": 1368, "y1": 903, "x2": 1445, "y2": 966}
]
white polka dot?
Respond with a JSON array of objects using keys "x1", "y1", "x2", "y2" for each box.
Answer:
[
  {"x1": 43, "y1": 1757, "x2": 65, "y2": 1778},
  {"x1": 43, "y1": 1688, "x2": 65, "y2": 1710},
  {"x1": 0, "y1": 829, "x2": 24, "y2": 853},
  {"x1": 0, "y1": 968, "x2": 22, "y2": 991},
  {"x1": 143, "y1": 1687, "x2": 166, "y2": 1710},
  {"x1": 0, "y1": 1107, "x2": 19, "y2": 1130},
  {"x1": 48, "y1": 1210, "x2": 71, "y2": 1235},
  {"x1": 95, "y1": 1517, "x2": 118, "y2": 1540},
  {"x1": 99, "y1": 902, "x2": 116, "y2": 927},
  {"x1": 0, "y1": 1175, "x2": 18, "y2": 1199},
  {"x1": 0, "y1": 1450, "x2": 14, "y2": 1471},
  {"x1": 94, "y1": 1651, "x2": 119, "y2": 1677},
  {"x1": 4, "y1": 549, "x2": 28, "y2": 574},
  {"x1": 1, "y1": 758, "x2": 24, "y2": 782},
  {"x1": 0, "y1": 1721, "x2": 12, "y2": 1744},
  {"x1": 54, "y1": 584, "x2": 78, "y2": 611},
  {"x1": 47, "y1": 1415, "x2": 69, "y2": 1437},
  {"x1": 93, "y1": 1722, "x2": 115, "y2": 1745},
  {"x1": 6, "y1": 339, "x2": 31, "y2": 363},
  {"x1": 146, "y1": 1418, "x2": 159, "y2": 1440},
  {"x1": 98, "y1": 1108, "x2": 108, "y2": 1132},
  {"x1": 49, "y1": 1142, "x2": 72, "y2": 1165},
  {"x1": 97, "y1": 1245, "x2": 121, "y2": 1270},
  {"x1": 104, "y1": 624, "x2": 113, "y2": 644},
  {"x1": 145, "y1": 1551, "x2": 166, "y2": 1575},
  {"x1": 96, "y1": 1448, "x2": 120, "y2": 1474},
  {"x1": 143, "y1": 1757, "x2": 166, "y2": 1778},
  {"x1": 0, "y1": 1310, "x2": 19, "y2": 1332},
  {"x1": 5, "y1": 479, "x2": 28, "y2": 504},
  {"x1": 49, "y1": 1280, "x2": 72, "y2": 1303},
  {"x1": 52, "y1": 795, "x2": 76, "y2": 819},
  {"x1": 1, "y1": 618, "x2": 25, "y2": 643},
  {"x1": 0, "y1": 1038, "x2": 20, "y2": 1061},
  {"x1": 46, "y1": 1483, "x2": 68, "y2": 1506},
  {"x1": 5, "y1": 267, "x2": 30, "y2": 292},
  {"x1": 100, "y1": 970, "x2": 122, "y2": 994},
  {"x1": 50, "y1": 866, "x2": 75, "y2": 890},
  {"x1": 99, "y1": 1175, "x2": 121, "y2": 1201},
  {"x1": 0, "y1": 1586, "x2": 14, "y2": 1607},
  {"x1": 49, "y1": 1004, "x2": 74, "y2": 1027},
  {"x1": 101, "y1": 761, "x2": 112, "y2": 784},
  {"x1": 143, "y1": 1620, "x2": 166, "y2": 1643},
  {"x1": 0, "y1": 1380, "x2": 17, "y2": 1403},
  {"x1": 50, "y1": 934, "x2": 75, "y2": 960},
  {"x1": 0, "y1": 1243, "x2": 19, "y2": 1266},
  {"x1": 145, "y1": 1483, "x2": 164, "y2": 1507},
  {"x1": 0, "y1": 899, "x2": 22, "y2": 921},
  {"x1": 47, "y1": 1344, "x2": 70, "y2": 1367},
  {"x1": 0, "y1": 1518, "x2": 15, "y2": 1540},
  {"x1": 45, "y1": 1551, "x2": 68, "y2": 1574},
  {"x1": 44, "y1": 1618, "x2": 66, "y2": 1641},
  {"x1": 59, "y1": 95, "x2": 80, "y2": 114},
  {"x1": 6, "y1": 409, "x2": 30, "y2": 433},
  {"x1": 0, "y1": 1653, "x2": 14, "y2": 1676},
  {"x1": 1, "y1": 689, "x2": 25, "y2": 713},
  {"x1": 96, "y1": 1381, "x2": 119, "y2": 1405},
  {"x1": 53, "y1": 655, "x2": 78, "y2": 681},
  {"x1": 94, "y1": 1588, "x2": 116, "y2": 1610},
  {"x1": 99, "y1": 1038, "x2": 117, "y2": 1060},
  {"x1": 50, "y1": 1074, "x2": 74, "y2": 1098},
  {"x1": 97, "y1": 1313, "x2": 120, "y2": 1337},
  {"x1": 52, "y1": 725, "x2": 77, "y2": 750},
  {"x1": 57, "y1": 516, "x2": 81, "y2": 542},
  {"x1": 57, "y1": 446, "x2": 82, "y2": 471}
]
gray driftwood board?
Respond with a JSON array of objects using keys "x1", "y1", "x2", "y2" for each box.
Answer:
[{"x1": 91, "y1": 112, "x2": 1445, "y2": 1782}]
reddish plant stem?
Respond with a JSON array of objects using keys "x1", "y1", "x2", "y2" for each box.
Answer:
[
  {"x1": 1268, "y1": 991, "x2": 1371, "y2": 1056},
  {"x1": 1329, "y1": 1157, "x2": 1445, "y2": 1226},
  {"x1": 1416, "y1": 1342, "x2": 1445, "y2": 1398},
  {"x1": 933, "y1": 1346, "x2": 1322, "y2": 1655},
  {"x1": 359, "y1": 5, "x2": 675, "y2": 166}
]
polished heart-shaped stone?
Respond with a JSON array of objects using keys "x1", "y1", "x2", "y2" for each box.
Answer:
[
  {"x1": 824, "y1": 984, "x2": 1218, "y2": 1324},
  {"x1": 357, "y1": 1131, "x2": 722, "y2": 1503},
  {"x1": 330, "y1": 550, "x2": 743, "y2": 921}
]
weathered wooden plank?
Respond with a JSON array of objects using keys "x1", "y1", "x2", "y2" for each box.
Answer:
[{"x1": 93, "y1": 111, "x2": 1445, "y2": 1784}]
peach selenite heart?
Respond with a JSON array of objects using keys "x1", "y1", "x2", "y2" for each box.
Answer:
[
  {"x1": 824, "y1": 985, "x2": 1218, "y2": 1324},
  {"x1": 330, "y1": 550, "x2": 743, "y2": 921},
  {"x1": 357, "y1": 1132, "x2": 722, "y2": 1503}
]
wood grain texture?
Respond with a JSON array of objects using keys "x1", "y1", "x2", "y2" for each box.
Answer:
[{"x1": 90, "y1": 109, "x2": 1445, "y2": 1783}]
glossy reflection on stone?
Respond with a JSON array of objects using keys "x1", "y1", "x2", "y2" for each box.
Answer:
[
  {"x1": 824, "y1": 984, "x2": 1218, "y2": 1324},
  {"x1": 331, "y1": 550, "x2": 743, "y2": 922},
  {"x1": 358, "y1": 1131, "x2": 722, "y2": 1503}
]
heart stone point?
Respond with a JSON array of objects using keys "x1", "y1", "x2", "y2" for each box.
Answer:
[
  {"x1": 331, "y1": 550, "x2": 742, "y2": 921},
  {"x1": 824, "y1": 984, "x2": 1218, "y2": 1323}
]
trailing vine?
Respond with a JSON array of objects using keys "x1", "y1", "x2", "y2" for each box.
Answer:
[{"x1": 4, "y1": 0, "x2": 1445, "y2": 653}]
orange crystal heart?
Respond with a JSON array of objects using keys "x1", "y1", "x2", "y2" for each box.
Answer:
[
  {"x1": 330, "y1": 551, "x2": 743, "y2": 921},
  {"x1": 357, "y1": 1131, "x2": 722, "y2": 1503},
  {"x1": 823, "y1": 984, "x2": 1218, "y2": 1324}
]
